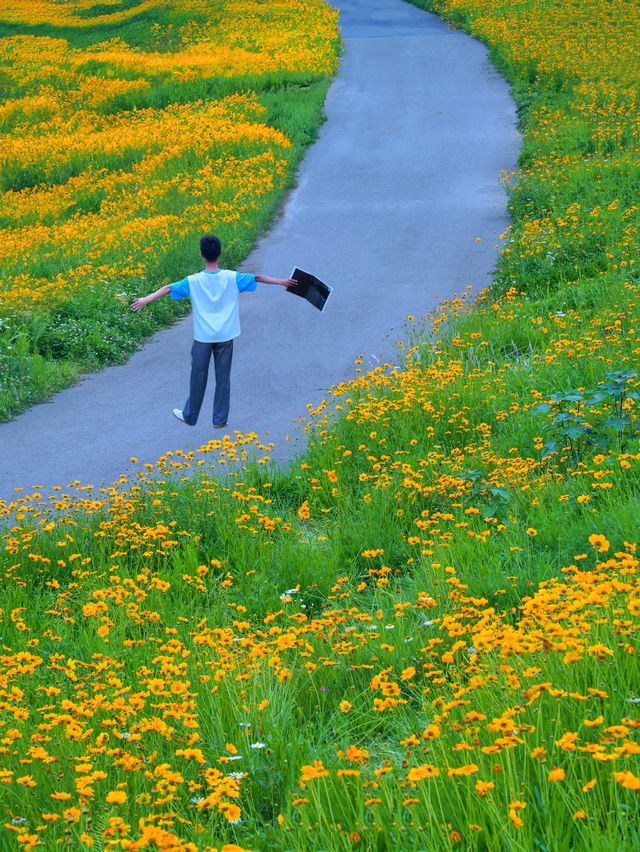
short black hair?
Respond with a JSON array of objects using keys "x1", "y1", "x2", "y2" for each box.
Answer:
[{"x1": 200, "y1": 234, "x2": 221, "y2": 262}]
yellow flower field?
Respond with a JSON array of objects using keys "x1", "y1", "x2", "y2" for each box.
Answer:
[
  {"x1": 0, "y1": 0, "x2": 339, "y2": 418},
  {"x1": 2, "y1": 0, "x2": 640, "y2": 849},
  {"x1": 0, "y1": 0, "x2": 337, "y2": 312}
]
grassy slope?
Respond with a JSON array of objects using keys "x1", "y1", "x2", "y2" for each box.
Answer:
[{"x1": 1, "y1": 0, "x2": 640, "y2": 850}]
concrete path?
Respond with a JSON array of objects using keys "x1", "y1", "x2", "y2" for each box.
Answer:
[{"x1": 0, "y1": 0, "x2": 518, "y2": 509}]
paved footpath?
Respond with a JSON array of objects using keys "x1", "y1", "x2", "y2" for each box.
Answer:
[{"x1": 0, "y1": 0, "x2": 518, "y2": 508}]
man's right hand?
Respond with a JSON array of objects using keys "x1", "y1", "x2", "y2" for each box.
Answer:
[{"x1": 130, "y1": 297, "x2": 147, "y2": 312}]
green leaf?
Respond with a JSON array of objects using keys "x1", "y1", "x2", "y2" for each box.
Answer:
[
  {"x1": 602, "y1": 417, "x2": 631, "y2": 432},
  {"x1": 584, "y1": 391, "x2": 607, "y2": 406},
  {"x1": 563, "y1": 425, "x2": 588, "y2": 439},
  {"x1": 589, "y1": 433, "x2": 612, "y2": 449},
  {"x1": 490, "y1": 487, "x2": 511, "y2": 500}
]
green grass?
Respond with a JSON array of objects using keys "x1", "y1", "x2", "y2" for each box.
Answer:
[{"x1": 1, "y1": 0, "x2": 640, "y2": 850}]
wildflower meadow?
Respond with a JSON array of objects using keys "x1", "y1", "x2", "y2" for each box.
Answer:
[
  {"x1": 0, "y1": 0, "x2": 339, "y2": 419},
  {"x1": 2, "y1": 0, "x2": 640, "y2": 850}
]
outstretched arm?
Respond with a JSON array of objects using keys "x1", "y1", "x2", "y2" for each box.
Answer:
[
  {"x1": 131, "y1": 284, "x2": 172, "y2": 312},
  {"x1": 255, "y1": 274, "x2": 298, "y2": 288}
]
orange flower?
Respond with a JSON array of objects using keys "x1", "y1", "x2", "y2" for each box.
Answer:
[
  {"x1": 106, "y1": 790, "x2": 127, "y2": 804},
  {"x1": 299, "y1": 761, "x2": 329, "y2": 781},
  {"x1": 407, "y1": 764, "x2": 439, "y2": 781},
  {"x1": 223, "y1": 803, "x2": 241, "y2": 822},
  {"x1": 614, "y1": 770, "x2": 640, "y2": 790},
  {"x1": 448, "y1": 763, "x2": 479, "y2": 777},
  {"x1": 221, "y1": 845, "x2": 255, "y2": 852},
  {"x1": 588, "y1": 534, "x2": 610, "y2": 553},
  {"x1": 298, "y1": 500, "x2": 310, "y2": 519},
  {"x1": 548, "y1": 768, "x2": 565, "y2": 782},
  {"x1": 509, "y1": 800, "x2": 527, "y2": 827},
  {"x1": 422, "y1": 724, "x2": 441, "y2": 740}
]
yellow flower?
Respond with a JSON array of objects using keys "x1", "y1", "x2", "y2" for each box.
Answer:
[
  {"x1": 407, "y1": 764, "x2": 439, "y2": 781},
  {"x1": 588, "y1": 534, "x2": 610, "y2": 553},
  {"x1": 223, "y1": 803, "x2": 242, "y2": 822},
  {"x1": 509, "y1": 800, "x2": 526, "y2": 827},
  {"x1": 106, "y1": 790, "x2": 127, "y2": 804},
  {"x1": 63, "y1": 808, "x2": 81, "y2": 823},
  {"x1": 298, "y1": 500, "x2": 310, "y2": 519},
  {"x1": 422, "y1": 724, "x2": 441, "y2": 740},
  {"x1": 299, "y1": 761, "x2": 329, "y2": 781},
  {"x1": 548, "y1": 768, "x2": 565, "y2": 782},
  {"x1": 339, "y1": 700, "x2": 352, "y2": 713},
  {"x1": 614, "y1": 770, "x2": 640, "y2": 790},
  {"x1": 448, "y1": 763, "x2": 479, "y2": 777}
]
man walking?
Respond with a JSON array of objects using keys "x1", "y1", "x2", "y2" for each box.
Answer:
[{"x1": 131, "y1": 233, "x2": 296, "y2": 429}]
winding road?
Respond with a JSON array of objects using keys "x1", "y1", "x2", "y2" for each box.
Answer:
[{"x1": 0, "y1": 0, "x2": 518, "y2": 509}]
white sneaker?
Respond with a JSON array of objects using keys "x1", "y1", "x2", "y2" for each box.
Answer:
[{"x1": 173, "y1": 408, "x2": 187, "y2": 423}]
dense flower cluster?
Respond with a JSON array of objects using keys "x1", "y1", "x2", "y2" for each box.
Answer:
[
  {"x1": 0, "y1": 0, "x2": 337, "y2": 314},
  {"x1": 2, "y1": 0, "x2": 640, "y2": 849}
]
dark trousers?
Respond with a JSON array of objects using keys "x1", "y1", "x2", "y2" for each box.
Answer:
[{"x1": 182, "y1": 339, "x2": 233, "y2": 427}]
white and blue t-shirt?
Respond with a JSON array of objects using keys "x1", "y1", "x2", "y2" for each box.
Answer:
[{"x1": 170, "y1": 269, "x2": 257, "y2": 343}]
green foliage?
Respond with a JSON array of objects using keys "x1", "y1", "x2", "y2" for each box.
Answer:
[
  {"x1": 2, "y1": 1, "x2": 640, "y2": 850},
  {"x1": 533, "y1": 371, "x2": 640, "y2": 463}
]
